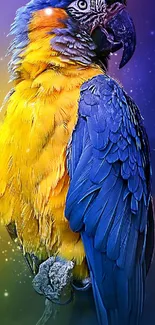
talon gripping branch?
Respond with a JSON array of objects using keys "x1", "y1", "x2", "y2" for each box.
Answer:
[{"x1": 0, "y1": 1, "x2": 154, "y2": 325}]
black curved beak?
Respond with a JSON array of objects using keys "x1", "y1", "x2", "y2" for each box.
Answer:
[{"x1": 92, "y1": 3, "x2": 136, "y2": 68}]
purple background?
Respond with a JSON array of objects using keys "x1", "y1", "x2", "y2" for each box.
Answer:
[{"x1": 0, "y1": 1, "x2": 155, "y2": 325}]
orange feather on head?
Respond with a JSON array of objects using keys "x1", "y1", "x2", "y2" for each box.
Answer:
[{"x1": 29, "y1": 7, "x2": 68, "y2": 31}]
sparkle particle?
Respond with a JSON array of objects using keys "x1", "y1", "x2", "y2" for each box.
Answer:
[
  {"x1": 44, "y1": 8, "x2": 53, "y2": 16},
  {"x1": 150, "y1": 30, "x2": 155, "y2": 36}
]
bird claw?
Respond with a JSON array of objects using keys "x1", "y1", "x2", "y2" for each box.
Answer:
[
  {"x1": 32, "y1": 256, "x2": 74, "y2": 305},
  {"x1": 72, "y1": 277, "x2": 92, "y2": 291}
]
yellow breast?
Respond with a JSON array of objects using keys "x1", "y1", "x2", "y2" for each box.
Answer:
[{"x1": 0, "y1": 8, "x2": 104, "y2": 278}]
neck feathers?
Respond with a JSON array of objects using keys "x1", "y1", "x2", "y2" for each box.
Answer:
[{"x1": 8, "y1": 8, "x2": 98, "y2": 83}]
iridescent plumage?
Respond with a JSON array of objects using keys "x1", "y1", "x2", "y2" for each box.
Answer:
[{"x1": 0, "y1": 1, "x2": 154, "y2": 324}]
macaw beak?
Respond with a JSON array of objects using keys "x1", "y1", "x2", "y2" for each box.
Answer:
[{"x1": 91, "y1": 3, "x2": 136, "y2": 68}]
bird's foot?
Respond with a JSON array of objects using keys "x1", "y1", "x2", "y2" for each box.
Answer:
[{"x1": 32, "y1": 256, "x2": 74, "y2": 305}]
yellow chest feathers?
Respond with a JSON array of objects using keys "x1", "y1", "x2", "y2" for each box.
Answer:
[
  {"x1": 0, "y1": 8, "x2": 104, "y2": 278},
  {"x1": 0, "y1": 66, "x2": 102, "y2": 278}
]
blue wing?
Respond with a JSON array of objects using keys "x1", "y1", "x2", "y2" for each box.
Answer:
[{"x1": 65, "y1": 75, "x2": 154, "y2": 325}]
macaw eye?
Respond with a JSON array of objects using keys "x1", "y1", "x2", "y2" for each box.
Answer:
[{"x1": 77, "y1": 0, "x2": 88, "y2": 10}]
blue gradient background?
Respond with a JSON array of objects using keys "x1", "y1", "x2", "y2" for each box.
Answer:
[{"x1": 0, "y1": 1, "x2": 155, "y2": 324}]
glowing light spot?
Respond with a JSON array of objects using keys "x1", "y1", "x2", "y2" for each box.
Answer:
[
  {"x1": 5, "y1": 258, "x2": 8, "y2": 262},
  {"x1": 44, "y1": 8, "x2": 53, "y2": 16},
  {"x1": 4, "y1": 292, "x2": 9, "y2": 297}
]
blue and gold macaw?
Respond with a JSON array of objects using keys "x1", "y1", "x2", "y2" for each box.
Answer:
[{"x1": 0, "y1": 0, "x2": 154, "y2": 324}]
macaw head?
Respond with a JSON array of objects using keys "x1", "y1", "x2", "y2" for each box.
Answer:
[
  {"x1": 11, "y1": 0, "x2": 136, "y2": 70},
  {"x1": 66, "y1": 0, "x2": 136, "y2": 68}
]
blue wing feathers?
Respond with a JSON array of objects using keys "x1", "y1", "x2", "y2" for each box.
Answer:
[
  {"x1": 65, "y1": 75, "x2": 153, "y2": 325},
  {"x1": 94, "y1": 179, "x2": 124, "y2": 251},
  {"x1": 93, "y1": 141, "x2": 113, "y2": 159},
  {"x1": 106, "y1": 192, "x2": 128, "y2": 260},
  {"x1": 91, "y1": 159, "x2": 112, "y2": 183}
]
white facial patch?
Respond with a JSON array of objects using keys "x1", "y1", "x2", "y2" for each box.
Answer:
[
  {"x1": 68, "y1": 0, "x2": 91, "y2": 13},
  {"x1": 91, "y1": 0, "x2": 106, "y2": 12},
  {"x1": 67, "y1": 0, "x2": 106, "y2": 30}
]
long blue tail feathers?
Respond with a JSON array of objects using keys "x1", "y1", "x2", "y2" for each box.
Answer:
[{"x1": 81, "y1": 232, "x2": 145, "y2": 325}]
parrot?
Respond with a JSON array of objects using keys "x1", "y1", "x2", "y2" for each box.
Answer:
[{"x1": 0, "y1": 0, "x2": 154, "y2": 324}]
